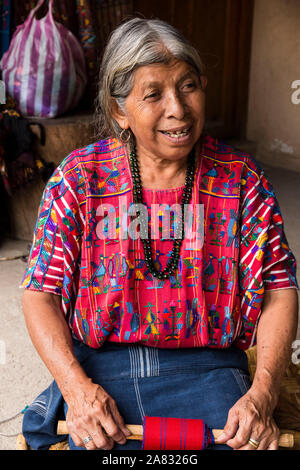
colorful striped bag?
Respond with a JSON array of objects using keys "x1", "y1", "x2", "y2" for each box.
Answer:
[{"x1": 0, "y1": 0, "x2": 87, "y2": 118}]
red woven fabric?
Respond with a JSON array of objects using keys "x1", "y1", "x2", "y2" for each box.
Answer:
[
  {"x1": 21, "y1": 137, "x2": 299, "y2": 351},
  {"x1": 142, "y1": 416, "x2": 214, "y2": 450}
]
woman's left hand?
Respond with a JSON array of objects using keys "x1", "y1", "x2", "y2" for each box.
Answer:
[{"x1": 216, "y1": 387, "x2": 280, "y2": 450}]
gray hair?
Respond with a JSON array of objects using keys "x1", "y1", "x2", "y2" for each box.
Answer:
[{"x1": 94, "y1": 17, "x2": 206, "y2": 142}]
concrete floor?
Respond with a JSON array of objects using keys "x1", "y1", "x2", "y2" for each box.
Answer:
[{"x1": 0, "y1": 163, "x2": 299, "y2": 450}]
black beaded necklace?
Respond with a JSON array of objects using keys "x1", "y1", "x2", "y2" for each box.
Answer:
[{"x1": 129, "y1": 145, "x2": 196, "y2": 280}]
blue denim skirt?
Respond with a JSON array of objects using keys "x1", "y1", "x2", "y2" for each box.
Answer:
[{"x1": 22, "y1": 339, "x2": 251, "y2": 450}]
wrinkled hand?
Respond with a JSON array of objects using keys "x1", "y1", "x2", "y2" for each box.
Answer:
[
  {"x1": 216, "y1": 388, "x2": 280, "y2": 450},
  {"x1": 65, "y1": 381, "x2": 131, "y2": 450}
]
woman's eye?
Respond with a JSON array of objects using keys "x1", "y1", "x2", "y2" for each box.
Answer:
[
  {"x1": 182, "y1": 81, "x2": 196, "y2": 91},
  {"x1": 145, "y1": 92, "x2": 159, "y2": 100}
]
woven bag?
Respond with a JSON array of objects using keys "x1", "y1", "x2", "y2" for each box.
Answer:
[{"x1": 0, "y1": 0, "x2": 87, "y2": 118}]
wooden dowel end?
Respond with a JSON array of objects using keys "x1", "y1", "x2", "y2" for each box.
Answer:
[
  {"x1": 213, "y1": 429, "x2": 295, "y2": 448},
  {"x1": 57, "y1": 421, "x2": 143, "y2": 441}
]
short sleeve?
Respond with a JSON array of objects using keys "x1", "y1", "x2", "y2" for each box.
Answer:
[
  {"x1": 239, "y1": 163, "x2": 298, "y2": 295},
  {"x1": 20, "y1": 165, "x2": 83, "y2": 297},
  {"x1": 262, "y1": 182, "x2": 299, "y2": 291},
  {"x1": 236, "y1": 161, "x2": 298, "y2": 349}
]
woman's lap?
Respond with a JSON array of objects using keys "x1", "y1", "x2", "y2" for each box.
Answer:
[{"x1": 23, "y1": 339, "x2": 251, "y2": 451}]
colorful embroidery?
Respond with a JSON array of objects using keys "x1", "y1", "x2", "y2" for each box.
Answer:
[{"x1": 20, "y1": 135, "x2": 298, "y2": 350}]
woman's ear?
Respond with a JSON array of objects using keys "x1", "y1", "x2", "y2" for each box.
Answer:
[
  {"x1": 200, "y1": 75, "x2": 208, "y2": 91},
  {"x1": 110, "y1": 98, "x2": 129, "y2": 130}
]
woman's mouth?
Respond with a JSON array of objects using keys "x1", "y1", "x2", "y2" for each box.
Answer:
[{"x1": 159, "y1": 127, "x2": 192, "y2": 142}]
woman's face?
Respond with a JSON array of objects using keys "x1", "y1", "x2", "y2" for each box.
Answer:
[{"x1": 113, "y1": 58, "x2": 207, "y2": 162}]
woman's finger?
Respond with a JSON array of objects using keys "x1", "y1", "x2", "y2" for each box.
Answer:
[
  {"x1": 255, "y1": 436, "x2": 271, "y2": 450},
  {"x1": 66, "y1": 417, "x2": 88, "y2": 448},
  {"x1": 237, "y1": 433, "x2": 278, "y2": 451},
  {"x1": 87, "y1": 421, "x2": 114, "y2": 450},
  {"x1": 225, "y1": 414, "x2": 260, "y2": 449},
  {"x1": 83, "y1": 439, "x2": 97, "y2": 451},
  {"x1": 263, "y1": 426, "x2": 280, "y2": 450},
  {"x1": 109, "y1": 399, "x2": 132, "y2": 438},
  {"x1": 69, "y1": 430, "x2": 84, "y2": 449},
  {"x1": 78, "y1": 423, "x2": 114, "y2": 450},
  {"x1": 216, "y1": 409, "x2": 239, "y2": 444},
  {"x1": 232, "y1": 425, "x2": 279, "y2": 450},
  {"x1": 98, "y1": 402, "x2": 127, "y2": 445},
  {"x1": 226, "y1": 429, "x2": 253, "y2": 450},
  {"x1": 267, "y1": 439, "x2": 279, "y2": 450},
  {"x1": 78, "y1": 431, "x2": 97, "y2": 450},
  {"x1": 68, "y1": 415, "x2": 113, "y2": 450},
  {"x1": 87, "y1": 388, "x2": 128, "y2": 445}
]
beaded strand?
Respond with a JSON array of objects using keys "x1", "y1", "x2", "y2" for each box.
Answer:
[{"x1": 129, "y1": 146, "x2": 196, "y2": 280}]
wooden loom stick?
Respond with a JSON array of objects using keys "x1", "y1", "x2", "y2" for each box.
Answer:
[
  {"x1": 57, "y1": 421, "x2": 143, "y2": 441},
  {"x1": 57, "y1": 421, "x2": 296, "y2": 448}
]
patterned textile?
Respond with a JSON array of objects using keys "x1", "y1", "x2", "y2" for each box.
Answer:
[
  {"x1": 141, "y1": 416, "x2": 214, "y2": 450},
  {"x1": 11, "y1": 1, "x2": 134, "y2": 106},
  {"x1": 20, "y1": 135, "x2": 299, "y2": 350}
]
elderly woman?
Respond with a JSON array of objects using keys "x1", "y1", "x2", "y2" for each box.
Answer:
[{"x1": 21, "y1": 18, "x2": 298, "y2": 451}]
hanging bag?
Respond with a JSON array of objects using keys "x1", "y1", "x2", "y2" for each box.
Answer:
[{"x1": 0, "y1": 0, "x2": 87, "y2": 118}]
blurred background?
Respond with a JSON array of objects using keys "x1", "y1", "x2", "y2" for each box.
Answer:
[{"x1": 0, "y1": 0, "x2": 299, "y2": 449}]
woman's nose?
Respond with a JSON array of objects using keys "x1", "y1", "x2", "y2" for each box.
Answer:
[{"x1": 164, "y1": 91, "x2": 186, "y2": 120}]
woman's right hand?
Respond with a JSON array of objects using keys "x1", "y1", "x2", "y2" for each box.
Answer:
[{"x1": 65, "y1": 380, "x2": 131, "y2": 450}]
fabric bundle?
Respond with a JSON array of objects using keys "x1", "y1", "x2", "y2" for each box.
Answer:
[
  {"x1": 0, "y1": 0, "x2": 87, "y2": 118},
  {"x1": 141, "y1": 416, "x2": 215, "y2": 450}
]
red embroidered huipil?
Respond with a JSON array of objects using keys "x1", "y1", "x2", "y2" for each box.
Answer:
[{"x1": 20, "y1": 135, "x2": 299, "y2": 350}]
